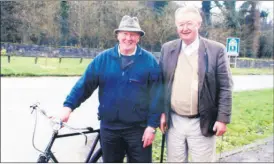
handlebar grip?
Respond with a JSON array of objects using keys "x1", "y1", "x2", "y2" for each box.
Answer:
[{"x1": 87, "y1": 127, "x2": 94, "y2": 131}]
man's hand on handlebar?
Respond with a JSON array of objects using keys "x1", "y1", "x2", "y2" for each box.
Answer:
[{"x1": 49, "y1": 107, "x2": 72, "y2": 123}]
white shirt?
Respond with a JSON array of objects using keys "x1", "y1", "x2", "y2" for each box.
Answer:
[
  {"x1": 180, "y1": 35, "x2": 199, "y2": 56},
  {"x1": 118, "y1": 45, "x2": 137, "y2": 57}
]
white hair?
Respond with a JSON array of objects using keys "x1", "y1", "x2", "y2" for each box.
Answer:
[{"x1": 175, "y1": 5, "x2": 202, "y2": 23}]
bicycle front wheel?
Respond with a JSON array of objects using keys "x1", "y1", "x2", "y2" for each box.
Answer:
[{"x1": 37, "y1": 154, "x2": 49, "y2": 163}]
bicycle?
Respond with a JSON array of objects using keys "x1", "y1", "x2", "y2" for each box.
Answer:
[{"x1": 29, "y1": 103, "x2": 103, "y2": 163}]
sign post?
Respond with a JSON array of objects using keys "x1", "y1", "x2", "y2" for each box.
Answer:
[{"x1": 226, "y1": 37, "x2": 240, "y2": 68}]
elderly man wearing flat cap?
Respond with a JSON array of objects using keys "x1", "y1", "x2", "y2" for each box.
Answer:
[{"x1": 55, "y1": 15, "x2": 163, "y2": 162}]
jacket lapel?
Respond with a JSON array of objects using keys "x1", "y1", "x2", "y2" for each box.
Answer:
[
  {"x1": 198, "y1": 37, "x2": 206, "y2": 98},
  {"x1": 167, "y1": 39, "x2": 182, "y2": 91}
]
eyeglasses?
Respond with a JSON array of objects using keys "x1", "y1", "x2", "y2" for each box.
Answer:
[{"x1": 177, "y1": 21, "x2": 196, "y2": 29}]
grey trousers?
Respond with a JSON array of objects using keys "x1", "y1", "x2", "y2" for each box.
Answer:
[{"x1": 166, "y1": 112, "x2": 216, "y2": 162}]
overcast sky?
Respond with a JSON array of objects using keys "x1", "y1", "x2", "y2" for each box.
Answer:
[{"x1": 174, "y1": 1, "x2": 273, "y2": 22}]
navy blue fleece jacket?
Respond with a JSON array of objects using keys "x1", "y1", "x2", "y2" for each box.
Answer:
[{"x1": 63, "y1": 44, "x2": 163, "y2": 129}]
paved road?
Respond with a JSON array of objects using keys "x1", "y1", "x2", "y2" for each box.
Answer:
[
  {"x1": 231, "y1": 75, "x2": 274, "y2": 92},
  {"x1": 1, "y1": 75, "x2": 273, "y2": 162},
  {"x1": 220, "y1": 138, "x2": 273, "y2": 162}
]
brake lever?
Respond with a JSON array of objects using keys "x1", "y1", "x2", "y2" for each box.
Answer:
[
  {"x1": 62, "y1": 123, "x2": 88, "y2": 145},
  {"x1": 39, "y1": 108, "x2": 48, "y2": 118},
  {"x1": 30, "y1": 108, "x2": 35, "y2": 114},
  {"x1": 86, "y1": 127, "x2": 94, "y2": 131},
  {"x1": 30, "y1": 102, "x2": 40, "y2": 114}
]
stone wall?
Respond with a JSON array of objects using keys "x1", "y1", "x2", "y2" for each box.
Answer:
[
  {"x1": 233, "y1": 58, "x2": 274, "y2": 68},
  {"x1": 1, "y1": 43, "x2": 273, "y2": 68},
  {"x1": 1, "y1": 43, "x2": 102, "y2": 58}
]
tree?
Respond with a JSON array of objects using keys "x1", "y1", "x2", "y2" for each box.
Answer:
[
  {"x1": 258, "y1": 30, "x2": 273, "y2": 58},
  {"x1": 233, "y1": 1, "x2": 261, "y2": 57},
  {"x1": 59, "y1": 1, "x2": 70, "y2": 46},
  {"x1": 153, "y1": 1, "x2": 168, "y2": 14},
  {"x1": 143, "y1": 1, "x2": 168, "y2": 14},
  {"x1": 214, "y1": 0, "x2": 240, "y2": 35},
  {"x1": 13, "y1": 1, "x2": 60, "y2": 45},
  {"x1": 260, "y1": 10, "x2": 271, "y2": 31},
  {"x1": 213, "y1": 1, "x2": 260, "y2": 57},
  {"x1": 202, "y1": 1, "x2": 212, "y2": 26},
  {"x1": 2, "y1": 0, "x2": 270, "y2": 59},
  {"x1": 0, "y1": 1, "x2": 22, "y2": 42},
  {"x1": 200, "y1": 1, "x2": 212, "y2": 37},
  {"x1": 245, "y1": 1, "x2": 260, "y2": 57}
]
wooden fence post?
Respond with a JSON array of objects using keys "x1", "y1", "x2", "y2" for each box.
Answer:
[
  {"x1": 35, "y1": 57, "x2": 38, "y2": 64},
  {"x1": 7, "y1": 55, "x2": 11, "y2": 63}
]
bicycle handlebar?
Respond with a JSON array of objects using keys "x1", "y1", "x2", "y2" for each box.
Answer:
[{"x1": 29, "y1": 102, "x2": 95, "y2": 145}]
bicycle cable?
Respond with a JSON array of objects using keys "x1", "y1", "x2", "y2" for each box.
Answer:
[
  {"x1": 32, "y1": 109, "x2": 46, "y2": 155},
  {"x1": 32, "y1": 107, "x2": 56, "y2": 163}
]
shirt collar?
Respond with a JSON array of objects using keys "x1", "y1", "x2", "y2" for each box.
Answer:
[
  {"x1": 181, "y1": 35, "x2": 199, "y2": 51},
  {"x1": 118, "y1": 45, "x2": 137, "y2": 57}
]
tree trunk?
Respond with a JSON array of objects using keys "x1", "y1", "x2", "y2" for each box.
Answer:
[{"x1": 250, "y1": 2, "x2": 260, "y2": 57}]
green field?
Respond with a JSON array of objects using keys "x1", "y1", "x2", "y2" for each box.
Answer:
[
  {"x1": 1, "y1": 56, "x2": 92, "y2": 76},
  {"x1": 231, "y1": 67, "x2": 273, "y2": 75},
  {"x1": 1, "y1": 56, "x2": 273, "y2": 76},
  {"x1": 152, "y1": 89, "x2": 273, "y2": 162}
]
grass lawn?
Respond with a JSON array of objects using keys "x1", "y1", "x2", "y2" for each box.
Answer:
[
  {"x1": 1, "y1": 56, "x2": 273, "y2": 76},
  {"x1": 1, "y1": 56, "x2": 92, "y2": 76},
  {"x1": 231, "y1": 67, "x2": 273, "y2": 75},
  {"x1": 152, "y1": 89, "x2": 273, "y2": 162}
]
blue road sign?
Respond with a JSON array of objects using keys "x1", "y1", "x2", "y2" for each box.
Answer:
[{"x1": 226, "y1": 37, "x2": 240, "y2": 56}]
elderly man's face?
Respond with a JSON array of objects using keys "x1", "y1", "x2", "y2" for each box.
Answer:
[
  {"x1": 175, "y1": 12, "x2": 201, "y2": 45},
  {"x1": 117, "y1": 31, "x2": 140, "y2": 54}
]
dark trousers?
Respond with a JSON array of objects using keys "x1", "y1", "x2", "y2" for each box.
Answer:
[{"x1": 100, "y1": 127, "x2": 152, "y2": 163}]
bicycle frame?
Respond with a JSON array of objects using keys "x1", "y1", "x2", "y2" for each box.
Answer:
[{"x1": 37, "y1": 128, "x2": 102, "y2": 163}]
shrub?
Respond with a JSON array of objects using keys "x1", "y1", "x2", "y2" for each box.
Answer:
[
  {"x1": 1, "y1": 48, "x2": 7, "y2": 55},
  {"x1": 258, "y1": 30, "x2": 273, "y2": 58}
]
